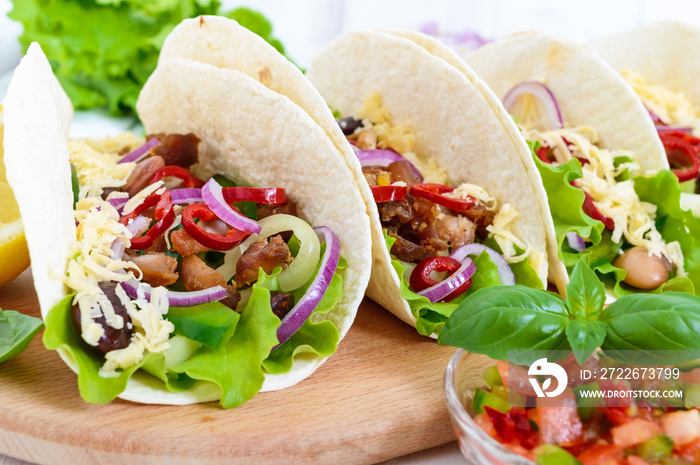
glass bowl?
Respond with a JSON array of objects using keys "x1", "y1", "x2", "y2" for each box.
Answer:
[{"x1": 443, "y1": 349, "x2": 535, "y2": 465}]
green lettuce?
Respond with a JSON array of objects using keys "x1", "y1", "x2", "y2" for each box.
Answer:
[
  {"x1": 384, "y1": 230, "x2": 541, "y2": 336},
  {"x1": 43, "y1": 254, "x2": 344, "y2": 408},
  {"x1": 532, "y1": 141, "x2": 699, "y2": 296},
  {"x1": 9, "y1": 2, "x2": 291, "y2": 115}
]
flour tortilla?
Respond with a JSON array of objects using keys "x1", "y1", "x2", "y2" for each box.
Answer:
[
  {"x1": 306, "y1": 30, "x2": 554, "y2": 328},
  {"x1": 466, "y1": 32, "x2": 668, "y2": 173},
  {"x1": 4, "y1": 45, "x2": 372, "y2": 404},
  {"x1": 589, "y1": 21, "x2": 700, "y2": 111}
]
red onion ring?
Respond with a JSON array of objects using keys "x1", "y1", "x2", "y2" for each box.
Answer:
[
  {"x1": 566, "y1": 231, "x2": 586, "y2": 252},
  {"x1": 107, "y1": 197, "x2": 128, "y2": 213},
  {"x1": 201, "y1": 178, "x2": 262, "y2": 234},
  {"x1": 170, "y1": 188, "x2": 203, "y2": 204},
  {"x1": 418, "y1": 258, "x2": 476, "y2": 303},
  {"x1": 110, "y1": 215, "x2": 149, "y2": 260},
  {"x1": 121, "y1": 278, "x2": 228, "y2": 307},
  {"x1": 118, "y1": 138, "x2": 160, "y2": 164},
  {"x1": 355, "y1": 149, "x2": 423, "y2": 182},
  {"x1": 503, "y1": 82, "x2": 563, "y2": 130},
  {"x1": 658, "y1": 126, "x2": 694, "y2": 135},
  {"x1": 273, "y1": 226, "x2": 340, "y2": 350},
  {"x1": 449, "y1": 243, "x2": 515, "y2": 286}
]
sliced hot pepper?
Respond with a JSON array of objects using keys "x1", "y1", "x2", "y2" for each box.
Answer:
[
  {"x1": 582, "y1": 190, "x2": 615, "y2": 231},
  {"x1": 182, "y1": 203, "x2": 250, "y2": 251},
  {"x1": 409, "y1": 183, "x2": 475, "y2": 211},
  {"x1": 370, "y1": 185, "x2": 407, "y2": 203},
  {"x1": 535, "y1": 145, "x2": 551, "y2": 164},
  {"x1": 222, "y1": 187, "x2": 286, "y2": 205},
  {"x1": 151, "y1": 166, "x2": 205, "y2": 188},
  {"x1": 659, "y1": 133, "x2": 700, "y2": 182},
  {"x1": 119, "y1": 189, "x2": 175, "y2": 250},
  {"x1": 409, "y1": 256, "x2": 472, "y2": 302}
]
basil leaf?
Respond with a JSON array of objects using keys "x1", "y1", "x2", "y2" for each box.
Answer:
[
  {"x1": 602, "y1": 292, "x2": 700, "y2": 365},
  {"x1": 438, "y1": 286, "x2": 571, "y2": 364},
  {"x1": 565, "y1": 318, "x2": 606, "y2": 364},
  {"x1": 566, "y1": 261, "x2": 605, "y2": 319},
  {"x1": 0, "y1": 308, "x2": 44, "y2": 363}
]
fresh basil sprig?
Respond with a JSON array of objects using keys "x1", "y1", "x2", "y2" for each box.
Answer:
[
  {"x1": 0, "y1": 308, "x2": 44, "y2": 363},
  {"x1": 438, "y1": 261, "x2": 700, "y2": 366}
]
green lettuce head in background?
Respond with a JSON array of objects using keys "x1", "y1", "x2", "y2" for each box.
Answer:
[{"x1": 9, "y1": 1, "x2": 292, "y2": 115}]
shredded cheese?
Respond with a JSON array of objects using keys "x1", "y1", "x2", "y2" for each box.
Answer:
[
  {"x1": 526, "y1": 125, "x2": 684, "y2": 272},
  {"x1": 122, "y1": 181, "x2": 165, "y2": 216},
  {"x1": 622, "y1": 71, "x2": 700, "y2": 135},
  {"x1": 486, "y1": 204, "x2": 530, "y2": 263},
  {"x1": 447, "y1": 183, "x2": 498, "y2": 211},
  {"x1": 64, "y1": 196, "x2": 175, "y2": 376},
  {"x1": 69, "y1": 134, "x2": 140, "y2": 199}
]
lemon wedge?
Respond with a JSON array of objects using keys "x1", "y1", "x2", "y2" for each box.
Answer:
[{"x1": 0, "y1": 105, "x2": 30, "y2": 287}]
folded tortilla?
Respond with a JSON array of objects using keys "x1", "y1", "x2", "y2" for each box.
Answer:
[
  {"x1": 3, "y1": 43, "x2": 372, "y2": 404},
  {"x1": 304, "y1": 30, "x2": 556, "y2": 329}
]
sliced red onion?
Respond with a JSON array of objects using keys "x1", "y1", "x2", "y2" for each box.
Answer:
[
  {"x1": 566, "y1": 231, "x2": 586, "y2": 252},
  {"x1": 107, "y1": 197, "x2": 128, "y2": 213},
  {"x1": 646, "y1": 107, "x2": 667, "y2": 126},
  {"x1": 121, "y1": 278, "x2": 227, "y2": 307},
  {"x1": 355, "y1": 149, "x2": 423, "y2": 182},
  {"x1": 658, "y1": 126, "x2": 694, "y2": 135},
  {"x1": 273, "y1": 226, "x2": 340, "y2": 350},
  {"x1": 110, "y1": 215, "x2": 149, "y2": 260},
  {"x1": 171, "y1": 188, "x2": 203, "y2": 204},
  {"x1": 201, "y1": 178, "x2": 261, "y2": 234},
  {"x1": 118, "y1": 138, "x2": 160, "y2": 164},
  {"x1": 503, "y1": 82, "x2": 563, "y2": 130},
  {"x1": 418, "y1": 258, "x2": 476, "y2": 303},
  {"x1": 450, "y1": 243, "x2": 516, "y2": 286}
]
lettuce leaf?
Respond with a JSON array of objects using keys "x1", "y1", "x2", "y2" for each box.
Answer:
[
  {"x1": 9, "y1": 1, "x2": 292, "y2": 115},
  {"x1": 166, "y1": 302, "x2": 239, "y2": 350},
  {"x1": 384, "y1": 230, "x2": 539, "y2": 336}
]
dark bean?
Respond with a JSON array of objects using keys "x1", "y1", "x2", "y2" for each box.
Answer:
[
  {"x1": 72, "y1": 282, "x2": 133, "y2": 355},
  {"x1": 270, "y1": 291, "x2": 295, "y2": 319},
  {"x1": 123, "y1": 155, "x2": 165, "y2": 197},
  {"x1": 337, "y1": 117, "x2": 362, "y2": 136}
]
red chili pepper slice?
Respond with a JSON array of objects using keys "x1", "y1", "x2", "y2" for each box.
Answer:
[
  {"x1": 151, "y1": 166, "x2": 205, "y2": 188},
  {"x1": 222, "y1": 187, "x2": 286, "y2": 205},
  {"x1": 409, "y1": 256, "x2": 472, "y2": 302},
  {"x1": 119, "y1": 189, "x2": 175, "y2": 250},
  {"x1": 582, "y1": 190, "x2": 615, "y2": 231},
  {"x1": 659, "y1": 133, "x2": 700, "y2": 182},
  {"x1": 535, "y1": 145, "x2": 551, "y2": 164},
  {"x1": 370, "y1": 185, "x2": 407, "y2": 203},
  {"x1": 181, "y1": 203, "x2": 250, "y2": 251},
  {"x1": 409, "y1": 183, "x2": 475, "y2": 211}
]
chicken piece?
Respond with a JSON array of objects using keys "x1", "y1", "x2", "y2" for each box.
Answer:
[
  {"x1": 171, "y1": 228, "x2": 210, "y2": 256},
  {"x1": 126, "y1": 252, "x2": 179, "y2": 287},
  {"x1": 235, "y1": 235, "x2": 292, "y2": 287},
  {"x1": 180, "y1": 255, "x2": 241, "y2": 310},
  {"x1": 434, "y1": 214, "x2": 477, "y2": 249}
]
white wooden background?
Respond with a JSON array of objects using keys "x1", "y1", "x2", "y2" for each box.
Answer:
[{"x1": 0, "y1": 1, "x2": 699, "y2": 464}]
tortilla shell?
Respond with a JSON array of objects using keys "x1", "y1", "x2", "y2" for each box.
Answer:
[
  {"x1": 306, "y1": 30, "x2": 554, "y2": 328},
  {"x1": 5, "y1": 45, "x2": 372, "y2": 404},
  {"x1": 466, "y1": 32, "x2": 668, "y2": 173},
  {"x1": 589, "y1": 21, "x2": 700, "y2": 110}
]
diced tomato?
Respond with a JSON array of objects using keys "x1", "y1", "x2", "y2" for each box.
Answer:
[
  {"x1": 611, "y1": 419, "x2": 662, "y2": 448},
  {"x1": 497, "y1": 360, "x2": 538, "y2": 396},
  {"x1": 661, "y1": 409, "x2": 700, "y2": 447},
  {"x1": 625, "y1": 456, "x2": 649, "y2": 465},
  {"x1": 536, "y1": 389, "x2": 584, "y2": 446},
  {"x1": 474, "y1": 412, "x2": 498, "y2": 439},
  {"x1": 577, "y1": 443, "x2": 624, "y2": 465},
  {"x1": 676, "y1": 437, "x2": 700, "y2": 464}
]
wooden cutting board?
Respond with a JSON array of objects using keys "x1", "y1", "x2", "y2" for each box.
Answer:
[{"x1": 0, "y1": 270, "x2": 457, "y2": 465}]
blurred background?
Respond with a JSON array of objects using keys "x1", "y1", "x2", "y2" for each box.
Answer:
[{"x1": 3, "y1": 0, "x2": 700, "y2": 76}]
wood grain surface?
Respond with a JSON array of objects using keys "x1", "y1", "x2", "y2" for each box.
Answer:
[{"x1": 0, "y1": 270, "x2": 457, "y2": 465}]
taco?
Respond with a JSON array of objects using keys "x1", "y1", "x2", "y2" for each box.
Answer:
[
  {"x1": 302, "y1": 30, "x2": 556, "y2": 336},
  {"x1": 467, "y1": 32, "x2": 700, "y2": 296},
  {"x1": 3, "y1": 40, "x2": 372, "y2": 407},
  {"x1": 589, "y1": 21, "x2": 700, "y2": 198}
]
